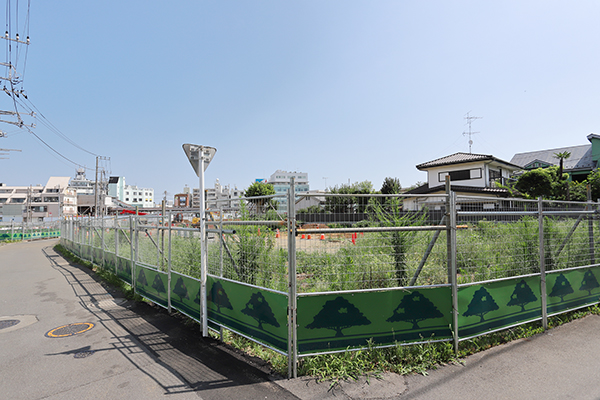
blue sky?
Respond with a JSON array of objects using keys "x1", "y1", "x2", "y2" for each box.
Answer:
[{"x1": 2, "y1": 1, "x2": 600, "y2": 199}]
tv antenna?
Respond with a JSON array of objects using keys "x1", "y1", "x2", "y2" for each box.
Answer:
[{"x1": 463, "y1": 111, "x2": 481, "y2": 153}]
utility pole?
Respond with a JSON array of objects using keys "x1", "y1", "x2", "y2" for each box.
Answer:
[
  {"x1": 463, "y1": 111, "x2": 482, "y2": 154},
  {"x1": 94, "y1": 155, "x2": 110, "y2": 217}
]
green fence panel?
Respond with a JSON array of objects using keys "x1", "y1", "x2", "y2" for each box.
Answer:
[
  {"x1": 170, "y1": 272, "x2": 201, "y2": 321},
  {"x1": 547, "y1": 266, "x2": 600, "y2": 315},
  {"x1": 116, "y1": 255, "x2": 132, "y2": 284},
  {"x1": 206, "y1": 275, "x2": 288, "y2": 353},
  {"x1": 135, "y1": 265, "x2": 168, "y2": 308},
  {"x1": 458, "y1": 275, "x2": 542, "y2": 338},
  {"x1": 297, "y1": 286, "x2": 452, "y2": 355},
  {"x1": 104, "y1": 251, "x2": 117, "y2": 274}
]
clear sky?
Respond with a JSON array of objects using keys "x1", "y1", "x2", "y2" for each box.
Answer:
[{"x1": 1, "y1": 1, "x2": 600, "y2": 199}]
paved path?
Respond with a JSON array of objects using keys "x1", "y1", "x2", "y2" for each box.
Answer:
[{"x1": 3, "y1": 239, "x2": 600, "y2": 399}]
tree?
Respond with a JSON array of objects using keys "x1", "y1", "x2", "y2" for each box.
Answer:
[
  {"x1": 244, "y1": 181, "x2": 276, "y2": 214},
  {"x1": 515, "y1": 168, "x2": 554, "y2": 199},
  {"x1": 208, "y1": 280, "x2": 233, "y2": 312},
  {"x1": 580, "y1": 270, "x2": 600, "y2": 295},
  {"x1": 241, "y1": 292, "x2": 280, "y2": 330},
  {"x1": 507, "y1": 279, "x2": 537, "y2": 312},
  {"x1": 305, "y1": 296, "x2": 371, "y2": 337},
  {"x1": 137, "y1": 269, "x2": 148, "y2": 286},
  {"x1": 549, "y1": 273, "x2": 574, "y2": 302},
  {"x1": 553, "y1": 151, "x2": 571, "y2": 180},
  {"x1": 380, "y1": 177, "x2": 401, "y2": 195},
  {"x1": 173, "y1": 276, "x2": 190, "y2": 302},
  {"x1": 463, "y1": 287, "x2": 499, "y2": 322},
  {"x1": 152, "y1": 274, "x2": 166, "y2": 294},
  {"x1": 325, "y1": 181, "x2": 374, "y2": 214},
  {"x1": 387, "y1": 291, "x2": 443, "y2": 329}
]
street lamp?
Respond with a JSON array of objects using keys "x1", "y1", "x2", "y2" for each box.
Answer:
[{"x1": 182, "y1": 143, "x2": 216, "y2": 337}]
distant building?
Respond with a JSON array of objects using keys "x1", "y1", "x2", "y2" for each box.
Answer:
[
  {"x1": 268, "y1": 170, "x2": 309, "y2": 210},
  {"x1": 174, "y1": 193, "x2": 191, "y2": 208},
  {"x1": 191, "y1": 179, "x2": 242, "y2": 211},
  {"x1": 0, "y1": 177, "x2": 77, "y2": 222},
  {"x1": 405, "y1": 152, "x2": 520, "y2": 211},
  {"x1": 510, "y1": 133, "x2": 600, "y2": 182},
  {"x1": 108, "y1": 177, "x2": 154, "y2": 208}
]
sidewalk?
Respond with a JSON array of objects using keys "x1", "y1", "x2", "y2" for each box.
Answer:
[{"x1": 3, "y1": 239, "x2": 600, "y2": 399}]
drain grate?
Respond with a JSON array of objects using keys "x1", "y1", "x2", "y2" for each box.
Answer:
[
  {"x1": 0, "y1": 319, "x2": 20, "y2": 330},
  {"x1": 45, "y1": 322, "x2": 95, "y2": 338},
  {"x1": 74, "y1": 350, "x2": 95, "y2": 359}
]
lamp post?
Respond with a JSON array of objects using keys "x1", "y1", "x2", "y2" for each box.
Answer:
[{"x1": 183, "y1": 144, "x2": 216, "y2": 337}]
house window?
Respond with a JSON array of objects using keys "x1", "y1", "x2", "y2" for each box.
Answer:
[{"x1": 439, "y1": 168, "x2": 482, "y2": 182}]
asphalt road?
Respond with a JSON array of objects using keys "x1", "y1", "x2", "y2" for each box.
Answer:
[
  {"x1": 3, "y1": 239, "x2": 600, "y2": 400},
  {"x1": 0, "y1": 239, "x2": 298, "y2": 400}
]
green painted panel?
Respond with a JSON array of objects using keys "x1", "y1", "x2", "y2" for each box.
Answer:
[
  {"x1": 547, "y1": 266, "x2": 600, "y2": 315},
  {"x1": 298, "y1": 287, "x2": 452, "y2": 355},
  {"x1": 136, "y1": 266, "x2": 168, "y2": 308},
  {"x1": 116, "y1": 256, "x2": 132, "y2": 284},
  {"x1": 458, "y1": 276, "x2": 542, "y2": 338},
  {"x1": 207, "y1": 275, "x2": 288, "y2": 352},
  {"x1": 170, "y1": 272, "x2": 201, "y2": 321},
  {"x1": 104, "y1": 252, "x2": 117, "y2": 274}
]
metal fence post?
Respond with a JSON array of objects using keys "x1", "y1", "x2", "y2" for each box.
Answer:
[
  {"x1": 168, "y1": 210, "x2": 172, "y2": 314},
  {"x1": 287, "y1": 177, "x2": 298, "y2": 379},
  {"x1": 131, "y1": 215, "x2": 136, "y2": 294},
  {"x1": 587, "y1": 185, "x2": 595, "y2": 265},
  {"x1": 538, "y1": 197, "x2": 547, "y2": 330},
  {"x1": 101, "y1": 215, "x2": 105, "y2": 268},
  {"x1": 449, "y1": 191, "x2": 459, "y2": 354}
]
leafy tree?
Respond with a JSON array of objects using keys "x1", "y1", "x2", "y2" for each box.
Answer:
[
  {"x1": 463, "y1": 287, "x2": 499, "y2": 322},
  {"x1": 515, "y1": 168, "x2": 554, "y2": 199},
  {"x1": 241, "y1": 292, "x2": 280, "y2": 330},
  {"x1": 208, "y1": 281, "x2": 233, "y2": 312},
  {"x1": 387, "y1": 291, "x2": 443, "y2": 329},
  {"x1": 244, "y1": 181, "x2": 276, "y2": 214},
  {"x1": 380, "y1": 177, "x2": 401, "y2": 195},
  {"x1": 173, "y1": 276, "x2": 190, "y2": 302},
  {"x1": 549, "y1": 273, "x2": 574, "y2": 302},
  {"x1": 587, "y1": 169, "x2": 600, "y2": 201},
  {"x1": 306, "y1": 296, "x2": 371, "y2": 337},
  {"x1": 507, "y1": 279, "x2": 537, "y2": 312},
  {"x1": 152, "y1": 274, "x2": 166, "y2": 294},
  {"x1": 325, "y1": 181, "x2": 374, "y2": 214},
  {"x1": 580, "y1": 270, "x2": 600, "y2": 295}
]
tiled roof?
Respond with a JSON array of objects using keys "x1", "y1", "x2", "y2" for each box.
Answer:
[
  {"x1": 406, "y1": 183, "x2": 510, "y2": 196},
  {"x1": 510, "y1": 144, "x2": 595, "y2": 172},
  {"x1": 416, "y1": 152, "x2": 520, "y2": 170}
]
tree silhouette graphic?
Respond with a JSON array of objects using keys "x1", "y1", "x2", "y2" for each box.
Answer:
[
  {"x1": 306, "y1": 296, "x2": 371, "y2": 337},
  {"x1": 387, "y1": 291, "x2": 443, "y2": 329},
  {"x1": 241, "y1": 292, "x2": 280, "y2": 330},
  {"x1": 152, "y1": 274, "x2": 166, "y2": 294},
  {"x1": 580, "y1": 270, "x2": 600, "y2": 295},
  {"x1": 173, "y1": 277, "x2": 190, "y2": 302},
  {"x1": 549, "y1": 274, "x2": 574, "y2": 302},
  {"x1": 463, "y1": 287, "x2": 499, "y2": 322},
  {"x1": 194, "y1": 291, "x2": 201, "y2": 305},
  {"x1": 507, "y1": 280, "x2": 538, "y2": 312},
  {"x1": 208, "y1": 281, "x2": 233, "y2": 313},
  {"x1": 137, "y1": 269, "x2": 148, "y2": 286}
]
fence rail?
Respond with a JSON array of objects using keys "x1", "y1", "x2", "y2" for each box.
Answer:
[{"x1": 60, "y1": 186, "x2": 600, "y2": 378}]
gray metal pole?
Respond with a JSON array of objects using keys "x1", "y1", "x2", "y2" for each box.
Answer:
[
  {"x1": 445, "y1": 176, "x2": 452, "y2": 284},
  {"x1": 539, "y1": 197, "x2": 547, "y2": 330},
  {"x1": 130, "y1": 215, "x2": 136, "y2": 294},
  {"x1": 588, "y1": 185, "x2": 595, "y2": 264},
  {"x1": 287, "y1": 177, "x2": 298, "y2": 379},
  {"x1": 199, "y1": 153, "x2": 208, "y2": 337},
  {"x1": 449, "y1": 191, "x2": 459, "y2": 354},
  {"x1": 168, "y1": 210, "x2": 172, "y2": 314},
  {"x1": 101, "y1": 214, "x2": 105, "y2": 268}
]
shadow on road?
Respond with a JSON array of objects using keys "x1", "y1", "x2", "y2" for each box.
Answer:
[{"x1": 42, "y1": 245, "x2": 296, "y2": 399}]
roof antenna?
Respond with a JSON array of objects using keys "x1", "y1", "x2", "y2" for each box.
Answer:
[{"x1": 463, "y1": 111, "x2": 482, "y2": 153}]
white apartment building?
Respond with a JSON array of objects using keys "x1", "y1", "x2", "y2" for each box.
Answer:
[
  {"x1": 191, "y1": 179, "x2": 242, "y2": 211},
  {"x1": 0, "y1": 177, "x2": 77, "y2": 222},
  {"x1": 108, "y1": 176, "x2": 154, "y2": 208},
  {"x1": 268, "y1": 170, "x2": 310, "y2": 210}
]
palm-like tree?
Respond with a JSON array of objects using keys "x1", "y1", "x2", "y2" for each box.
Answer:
[{"x1": 553, "y1": 151, "x2": 571, "y2": 180}]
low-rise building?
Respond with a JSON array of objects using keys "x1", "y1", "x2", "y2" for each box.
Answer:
[
  {"x1": 405, "y1": 152, "x2": 520, "y2": 211},
  {"x1": 0, "y1": 177, "x2": 77, "y2": 222},
  {"x1": 268, "y1": 170, "x2": 309, "y2": 210},
  {"x1": 108, "y1": 176, "x2": 154, "y2": 208},
  {"x1": 191, "y1": 179, "x2": 242, "y2": 211}
]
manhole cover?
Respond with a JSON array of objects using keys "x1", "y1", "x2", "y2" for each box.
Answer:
[
  {"x1": 45, "y1": 322, "x2": 95, "y2": 338},
  {"x1": 74, "y1": 350, "x2": 95, "y2": 359},
  {"x1": 0, "y1": 319, "x2": 20, "y2": 330}
]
